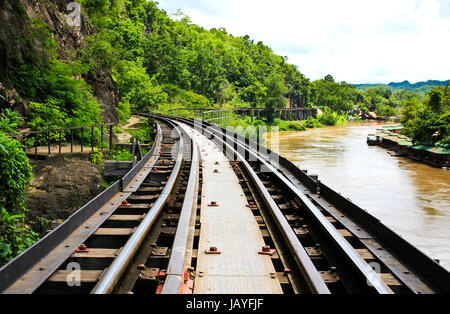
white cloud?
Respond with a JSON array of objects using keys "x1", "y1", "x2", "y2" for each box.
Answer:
[{"x1": 156, "y1": 0, "x2": 450, "y2": 83}]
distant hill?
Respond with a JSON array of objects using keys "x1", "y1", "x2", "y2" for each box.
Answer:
[{"x1": 354, "y1": 80, "x2": 450, "y2": 93}]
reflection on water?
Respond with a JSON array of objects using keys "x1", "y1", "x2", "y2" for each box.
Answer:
[{"x1": 267, "y1": 121, "x2": 450, "y2": 270}]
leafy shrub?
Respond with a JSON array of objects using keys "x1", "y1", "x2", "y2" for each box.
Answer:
[
  {"x1": 113, "y1": 126, "x2": 123, "y2": 134},
  {"x1": 112, "y1": 60, "x2": 168, "y2": 112},
  {"x1": 287, "y1": 121, "x2": 306, "y2": 131},
  {"x1": 162, "y1": 84, "x2": 211, "y2": 110},
  {"x1": 304, "y1": 117, "x2": 324, "y2": 128},
  {"x1": 318, "y1": 108, "x2": 348, "y2": 126},
  {"x1": 90, "y1": 149, "x2": 104, "y2": 169},
  {"x1": 127, "y1": 121, "x2": 154, "y2": 144},
  {"x1": 111, "y1": 149, "x2": 133, "y2": 161},
  {"x1": 318, "y1": 108, "x2": 339, "y2": 126},
  {"x1": 117, "y1": 101, "x2": 131, "y2": 124},
  {"x1": 29, "y1": 99, "x2": 67, "y2": 131},
  {"x1": 0, "y1": 133, "x2": 33, "y2": 212},
  {"x1": 0, "y1": 208, "x2": 38, "y2": 266},
  {"x1": 0, "y1": 132, "x2": 36, "y2": 266},
  {"x1": 0, "y1": 109, "x2": 24, "y2": 133}
]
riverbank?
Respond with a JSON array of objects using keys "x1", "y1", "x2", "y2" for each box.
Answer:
[
  {"x1": 373, "y1": 126, "x2": 450, "y2": 169},
  {"x1": 217, "y1": 111, "x2": 354, "y2": 138}
]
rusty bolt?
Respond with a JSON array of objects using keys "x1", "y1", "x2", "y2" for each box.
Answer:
[
  {"x1": 208, "y1": 201, "x2": 219, "y2": 207},
  {"x1": 137, "y1": 264, "x2": 146, "y2": 270},
  {"x1": 75, "y1": 244, "x2": 91, "y2": 253},
  {"x1": 213, "y1": 169, "x2": 220, "y2": 173},
  {"x1": 262, "y1": 245, "x2": 271, "y2": 253},
  {"x1": 247, "y1": 202, "x2": 257, "y2": 208},
  {"x1": 259, "y1": 245, "x2": 276, "y2": 256},
  {"x1": 215, "y1": 162, "x2": 220, "y2": 165},
  {"x1": 206, "y1": 247, "x2": 221, "y2": 254}
]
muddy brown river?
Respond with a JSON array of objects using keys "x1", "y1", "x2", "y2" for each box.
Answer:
[{"x1": 266, "y1": 121, "x2": 450, "y2": 270}]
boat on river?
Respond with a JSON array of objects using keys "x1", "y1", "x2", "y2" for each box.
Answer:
[{"x1": 367, "y1": 134, "x2": 378, "y2": 146}]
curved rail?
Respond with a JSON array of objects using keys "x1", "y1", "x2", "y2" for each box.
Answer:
[
  {"x1": 0, "y1": 119, "x2": 195, "y2": 294},
  {"x1": 161, "y1": 128, "x2": 199, "y2": 294},
  {"x1": 92, "y1": 120, "x2": 184, "y2": 294},
  {"x1": 161, "y1": 117, "x2": 331, "y2": 294}
]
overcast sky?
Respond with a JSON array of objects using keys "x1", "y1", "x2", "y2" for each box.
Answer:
[{"x1": 155, "y1": 0, "x2": 450, "y2": 84}]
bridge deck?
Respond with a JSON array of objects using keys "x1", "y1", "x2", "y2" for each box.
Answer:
[{"x1": 181, "y1": 124, "x2": 283, "y2": 294}]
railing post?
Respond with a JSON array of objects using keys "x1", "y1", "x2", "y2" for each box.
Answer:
[
  {"x1": 91, "y1": 126, "x2": 94, "y2": 152},
  {"x1": 35, "y1": 134, "x2": 38, "y2": 160},
  {"x1": 101, "y1": 125, "x2": 104, "y2": 151},
  {"x1": 109, "y1": 125, "x2": 113, "y2": 151},
  {"x1": 71, "y1": 130, "x2": 73, "y2": 153},
  {"x1": 48, "y1": 132, "x2": 51, "y2": 155},
  {"x1": 81, "y1": 127, "x2": 84, "y2": 152},
  {"x1": 58, "y1": 129, "x2": 62, "y2": 155}
]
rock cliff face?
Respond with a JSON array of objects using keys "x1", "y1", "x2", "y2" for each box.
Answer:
[
  {"x1": 0, "y1": 0, "x2": 119, "y2": 123},
  {"x1": 25, "y1": 154, "x2": 105, "y2": 234}
]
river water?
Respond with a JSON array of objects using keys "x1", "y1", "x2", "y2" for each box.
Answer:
[{"x1": 266, "y1": 121, "x2": 450, "y2": 270}]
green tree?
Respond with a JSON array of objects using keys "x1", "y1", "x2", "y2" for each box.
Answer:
[
  {"x1": 401, "y1": 88, "x2": 450, "y2": 145},
  {"x1": 263, "y1": 73, "x2": 288, "y2": 122}
]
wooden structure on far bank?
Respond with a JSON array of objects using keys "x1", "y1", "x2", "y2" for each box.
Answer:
[
  {"x1": 168, "y1": 107, "x2": 318, "y2": 121},
  {"x1": 234, "y1": 108, "x2": 317, "y2": 121}
]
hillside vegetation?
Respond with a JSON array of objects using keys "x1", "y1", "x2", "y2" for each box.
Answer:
[{"x1": 355, "y1": 80, "x2": 450, "y2": 94}]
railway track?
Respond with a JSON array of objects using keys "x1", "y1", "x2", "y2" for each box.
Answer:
[
  {"x1": 0, "y1": 119, "x2": 197, "y2": 294},
  {"x1": 0, "y1": 115, "x2": 449, "y2": 294},
  {"x1": 156, "y1": 115, "x2": 450, "y2": 294}
]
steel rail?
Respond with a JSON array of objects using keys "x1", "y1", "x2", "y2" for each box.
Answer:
[
  {"x1": 161, "y1": 126, "x2": 199, "y2": 294},
  {"x1": 245, "y1": 146, "x2": 393, "y2": 294},
  {"x1": 170, "y1": 117, "x2": 393, "y2": 294},
  {"x1": 0, "y1": 122, "x2": 163, "y2": 294},
  {"x1": 169, "y1": 118, "x2": 331, "y2": 294},
  {"x1": 91, "y1": 121, "x2": 185, "y2": 294}
]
